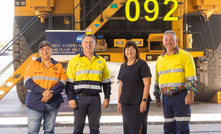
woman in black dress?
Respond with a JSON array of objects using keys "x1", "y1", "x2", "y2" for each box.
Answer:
[{"x1": 117, "y1": 41, "x2": 152, "y2": 134}]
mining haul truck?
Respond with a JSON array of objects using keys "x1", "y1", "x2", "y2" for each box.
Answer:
[{"x1": 0, "y1": 0, "x2": 221, "y2": 104}]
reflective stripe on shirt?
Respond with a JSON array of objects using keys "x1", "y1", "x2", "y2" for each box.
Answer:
[
  {"x1": 186, "y1": 76, "x2": 197, "y2": 81},
  {"x1": 76, "y1": 70, "x2": 102, "y2": 75},
  {"x1": 24, "y1": 76, "x2": 31, "y2": 84},
  {"x1": 159, "y1": 82, "x2": 187, "y2": 89},
  {"x1": 158, "y1": 68, "x2": 184, "y2": 76},
  {"x1": 67, "y1": 78, "x2": 74, "y2": 83},
  {"x1": 32, "y1": 76, "x2": 60, "y2": 82},
  {"x1": 102, "y1": 78, "x2": 111, "y2": 83},
  {"x1": 74, "y1": 84, "x2": 102, "y2": 90}
]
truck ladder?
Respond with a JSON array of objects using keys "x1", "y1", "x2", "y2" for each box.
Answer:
[
  {"x1": 87, "y1": 0, "x2": 127, "y2": 34},
  {"x1": 0, "y1": 53, "x2": 40, "y2": 100}
]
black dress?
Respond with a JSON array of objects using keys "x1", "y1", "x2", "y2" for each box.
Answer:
[{"x1": 118, "y1": 59, "x2": 152, "y2": 134}]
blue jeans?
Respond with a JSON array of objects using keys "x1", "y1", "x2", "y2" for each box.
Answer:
[
  {"x1": 73, "y1": 94, "x2": 101, "y2": 134},
  {"x1": 27, "y1": 103, "x2": 59, "y2": 134}
]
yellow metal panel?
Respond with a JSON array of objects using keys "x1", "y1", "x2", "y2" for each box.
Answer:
[
  {"x1": 204, "y1": 0, "x2": 216, "y2": 5},
  {"x1": 15, "y1": 0, "x2": 35, "y2": 16},
  {"x1": 185, "y1": 34, "x2": 193, "y2": 48},
  {"x1": 97, "y1": 53, "x2": 124, "y2": 63},
  {"x1": 114, "y1": 39, "x2": 126, "y2": 48},
  {"x1": 34, "y1": 0, "x2": 47, "y2": 7},
  {"x1": 49, "y1": 0, "x2": 54, "y2": 7},
  {"x1": 173, "y1": 0, "x2": 184, "y2": 49},
  {"x1": 131, "y1": 39, "x2": 143, "y2": 47},
  {"x1": 15, "y1": 0, "x2": 74, "y2": 16},
  {"x1": 211, "y1": 91, "x2": 221, "y2": 103},
  {"x1": 74, "y1": 0, "x2": 80, "y2": 30},
  {"x1": 147, "y1": 34, "x2": 164, "y2": 51},
  {"x1": 87, "y1": 0, "x2": 127, "y2": 35},
  {"x1": 188, "y1": 51, "x2": 204, "y2": 57}
]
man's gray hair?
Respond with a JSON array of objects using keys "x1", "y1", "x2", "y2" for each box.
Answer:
[
  {"x1": 82, "y1": 34, "x2": 96, "y2": 43},
  {"x1": 163, "y1": 30, "x2": 176, "y2": 39}
]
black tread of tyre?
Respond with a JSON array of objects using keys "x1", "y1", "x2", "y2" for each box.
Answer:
[
  {"x1": 13, "y1": 22, "x2": 33, "y2": 104},
  {"x1": 195, "y1": 43, "x2": 221, "y2": 101}
]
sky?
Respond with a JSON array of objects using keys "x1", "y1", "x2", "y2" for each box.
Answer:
[{"x1": 0, "y1": 0, "x2": 14, "y2": 41}]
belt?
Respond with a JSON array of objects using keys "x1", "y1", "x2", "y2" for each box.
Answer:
[
  {"x1": 167, "y1": 89, "x2": 186, "y2": 98},
  {"x1": 77, "y1": 93, "x2": 99, "y2": 96}
]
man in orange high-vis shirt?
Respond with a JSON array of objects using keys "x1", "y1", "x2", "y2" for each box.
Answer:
[{"x1": 24, "y1": 40, "x2": 67, "y2": 134}]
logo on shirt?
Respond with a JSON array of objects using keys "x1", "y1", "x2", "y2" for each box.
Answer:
[
  {"x1": 34, "y1": 71, "x2": 43, "y2": 74},
  {"x1": 98, "y1": 60, "x2": 102, "y2": 64},
  {"x1": 53, "y1": 67, "x2": 58, "y2": 71}
]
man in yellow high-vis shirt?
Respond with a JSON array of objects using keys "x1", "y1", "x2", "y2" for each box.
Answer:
[
  {"x1": 153, "y1": 30, "x2": 197, "y2": 134},
  {"x1": 65, "y1": 34, "x2": 111, "y2": 134}
]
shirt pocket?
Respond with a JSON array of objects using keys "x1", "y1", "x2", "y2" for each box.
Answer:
[
  {"x1": 76, "y1": 63, "x2": 88, "y2": 71},
  {"x1": 171, "y1": 62, "x2": 182, "y2": 68},
  {"x1": 97, "y1": 63, "x2": 104, "y2": 70}
]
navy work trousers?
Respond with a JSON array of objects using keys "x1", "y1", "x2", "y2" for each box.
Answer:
[
  {"x1": 163, "y1": 91, "x2": 191, "y2": 134},
  {"x1": 73, "y1": 94, "x2": 101, "y2": 134}
]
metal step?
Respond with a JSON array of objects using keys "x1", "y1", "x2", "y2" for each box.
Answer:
[
  {"x1": 86, "y1": 0, "x2": 127, "y2": 35},
  {"x1": 0, "y1": 53, "x2": 40, "y2": 100}
]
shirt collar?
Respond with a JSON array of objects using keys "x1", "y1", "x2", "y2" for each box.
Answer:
[
  {"x1": 162, "y1": 46, "x2": 179, "y2": 57},
  {"x1": 36, "y1": 57, "x2": 58, "y2": 65},
  {"x1": 79, "y1": 51, "x2": 99, "y2": 58}
]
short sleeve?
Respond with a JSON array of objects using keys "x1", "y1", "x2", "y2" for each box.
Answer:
[{"x1": 140, "y1": 60, "x2": 152, "y2": 78}]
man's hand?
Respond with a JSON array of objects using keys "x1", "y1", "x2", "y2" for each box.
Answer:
[
  {"x1": 102, "y1": 98, "x2": 110, "y2": 108},
  {"x1": 140, "y1": 101, "x2": 147, "y2": 113},
  {"x1": 41, "y1": 90, "x2": 53, "y2": 103},
  {"x1": 117, "y1": 103, "x2": 122, "y2": 114},
  {"x1": 155, "y1": 98, "x2": 161, "y2": 107},
  {"x1": 185, "y1": 94, "x2": 194, "y2": 105},
  {"x1": 69, "y1": 100, "x2": 78, "y2": 109},
  {"x1": 41, "y1": 97, "x2": 49, "y2": 103},
  {"x1": 42, "y1": 90, "x2": 53, "y2": 99}
]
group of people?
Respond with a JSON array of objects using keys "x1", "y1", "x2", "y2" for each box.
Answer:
[{"x1": 24, "y1": 30, "x2": 197, "y2": 134}]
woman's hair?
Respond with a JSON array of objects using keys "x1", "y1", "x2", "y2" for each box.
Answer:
[{"x1": 123, "y1": 41, "x2": 140, "y2": 67}]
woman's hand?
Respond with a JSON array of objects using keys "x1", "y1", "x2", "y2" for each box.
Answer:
[
  {"x1": 117, "y1": 103, "x2": 122, "y2": 114},
  {"x1": 140, "y1": 101, "x2": 147, "y2": 113}
]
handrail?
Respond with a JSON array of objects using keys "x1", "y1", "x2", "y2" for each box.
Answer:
[
  {"x1": 0, "y1": 31, "x2": 45, "y2": 75},
  {"x1": 0, "y1": 13, "x2": 72, "y2": 56},
  {"x1": 0, "y1": 16, "x2": 39, "y2": 56},
  {"x1": 0, "y1": 17, "x2": 40, "y2": 56},
  {"x1": 72, "y1": 0, "x2": 103, "y2": 30},
  {"x1": 183, "y1": 12, "x2": 215, "y2": 60}
]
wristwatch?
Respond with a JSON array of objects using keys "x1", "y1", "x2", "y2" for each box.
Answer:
[{"x1": 142, "y1": 98, "x2": 147, "y2": 102}]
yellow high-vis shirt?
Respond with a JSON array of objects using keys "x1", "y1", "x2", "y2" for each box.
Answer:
[
  {"x1": 155, "y1": 49, "x2": 196, "y2": 89},
  {"x1": 65, "y1": 52, "x2": 111, "y2": 100}
]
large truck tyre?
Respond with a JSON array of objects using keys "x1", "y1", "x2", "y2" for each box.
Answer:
[
  {"x1": 194, "y1": 43, "x2": 221, "y2": 101},
  {"x1": 13, "y1": 21, "x2": 33, "y2": 104}
]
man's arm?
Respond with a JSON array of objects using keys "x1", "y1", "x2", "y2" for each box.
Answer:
[
  {"x1": 24, "y1": 61, "x2": 45, "y2": 95},
  {"x1": 183, "y1": 52, "x2": 197, "y2": 104},
  {"x1": 102, "y1": 60, "x2": 111, "y2": 108},
  {"x1": 65, "y1": 58, "x2": 78, "y2": 109},
  {"x1": 153, "y1": 62, "x2": 161, "y2": 107}
]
